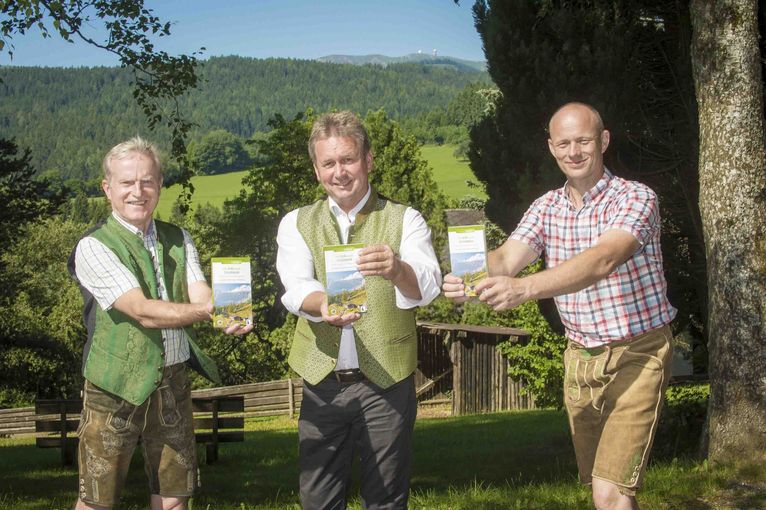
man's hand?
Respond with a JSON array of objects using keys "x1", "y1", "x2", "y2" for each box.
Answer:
[
  {"x1": 222, "y1": 316, "x2": 254, "y2": 336},
  {"x1": 474, "y1": 276, "x2": 531, "y2": 311},
  {"x1": 320, "y1": 294, "x2": 361, "y2": 327},
  {"x1": 442, "y1": 273, "x2": 470, "y2": 304},
  {"x1": 357, "y1": 244, "x2": 401, "y2": 281}
]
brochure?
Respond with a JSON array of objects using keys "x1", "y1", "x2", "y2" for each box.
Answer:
[
  {"x1": 324, "y1": 244, "x2": 368, "y2": 316},
  {"x1": 211, "y1": 257, "x2": 253, "y2": 328},
  {"x1": 448, "y1": 225, "x2": 488, "y2": 297}
]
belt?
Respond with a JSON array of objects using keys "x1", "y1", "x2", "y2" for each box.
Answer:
[{"x1": 327, "y1": 369, "x2": 366, "y2": 383}]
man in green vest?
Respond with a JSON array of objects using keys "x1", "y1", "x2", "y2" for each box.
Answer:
[
  {"x1": 68, "y1": 137, "x2": 251, "y2": 510},
  {"x1": 276, "y1": 111, "x2": 441, "y2": 509}
]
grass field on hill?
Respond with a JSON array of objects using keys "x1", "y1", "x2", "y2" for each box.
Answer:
[
  {"x1": 1, "y1": 409, "x2": 763, "y2": 509},
  {"x1": 154, "y1": 144, "x2": 485, "y2": 218},
  {"x1": 419, "y1": 144, "x2": 486, "y2": 201}
]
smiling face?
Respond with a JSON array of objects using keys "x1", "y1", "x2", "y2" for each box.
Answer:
[
  {"x1": 313, "y1": 135, "x2": 372, "y2": 213},
  {"x1": 102, "y1": 151, "x2": 162, "y2": 232},
  {"x1": 548, "y1": 104, "x2": 610, "y2": 191}
]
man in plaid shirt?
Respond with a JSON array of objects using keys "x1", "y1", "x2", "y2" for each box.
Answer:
[{"x1": 444, "y1": 102, "x2": 676, "y2": 510}]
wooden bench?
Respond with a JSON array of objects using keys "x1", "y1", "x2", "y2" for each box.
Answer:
[
  {"x1": 35, "y1": 395, "x2": 245, "y2": 467},
  {"x1": 35, "y1": 399, "x2": 82, "y2": 467},
  {"x1": 191, "y1": 395, "x2": 245, "y2": 464}
]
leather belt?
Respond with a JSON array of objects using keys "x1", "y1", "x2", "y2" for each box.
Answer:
[{"x1": 327, "y1": 369, "x2": 366, "y2": 383}]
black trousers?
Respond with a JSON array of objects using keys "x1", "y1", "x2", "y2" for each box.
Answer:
[{"x1": 298, "y1": 373, "x2": 416, "y2": 510}]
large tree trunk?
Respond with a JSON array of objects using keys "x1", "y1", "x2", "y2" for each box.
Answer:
[{"x1": 690, "y1": 0, "x2": 766, "y2": 464}]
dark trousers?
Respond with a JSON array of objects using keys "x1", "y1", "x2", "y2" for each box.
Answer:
[{"x1": 298, "y1": 374, "x2": 416, "y2": 510}]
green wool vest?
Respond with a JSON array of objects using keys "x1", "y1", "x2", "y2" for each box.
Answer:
[
  {"x1": 77, "y1": 216, "x2": 220, "y2": 405},
  {"x1": 289, "y1": 189, "x2": 418, "y2": 388}
]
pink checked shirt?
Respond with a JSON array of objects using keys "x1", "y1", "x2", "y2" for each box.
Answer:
[{"x1": 510, "y1": 168, "x2": 676, "y2": 347}]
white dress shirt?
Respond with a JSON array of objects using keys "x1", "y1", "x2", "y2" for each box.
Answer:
[
  {"x1": 276, "y1": 186, "x2": 442, "y2": 370},
  {"x1": 74, "y1": 212, "x2": 206, "y2": 366}
]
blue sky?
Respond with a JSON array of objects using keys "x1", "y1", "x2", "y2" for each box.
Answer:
[{"x1": 1, "y1": 0, "x2": 484, "y2": 67}]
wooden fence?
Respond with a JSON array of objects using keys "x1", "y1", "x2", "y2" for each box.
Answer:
[
  {"x1": 0, "y1": 379, "x2": 304, "y2": 437},
  {"x1": 1, "y1": 322, "x2": 543, "y2": 436}
]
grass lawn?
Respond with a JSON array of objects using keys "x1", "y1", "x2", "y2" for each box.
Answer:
[
  {"x1": 153, "y1": 144, "x2": 483, "y2": 219},
  {"x1": 154, "y1": 170, "x2": 248, "y2": 220},
  {"x1": 1, "y1": 410, "x2": 763, "y2": 509},
  {"x1": 420, "y1": 144, "x2": 486, "y2": 202}
]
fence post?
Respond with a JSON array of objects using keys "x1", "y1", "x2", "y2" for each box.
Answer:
[{"x1": 288, "y1": 378, "x2": 295, "y2": 418}]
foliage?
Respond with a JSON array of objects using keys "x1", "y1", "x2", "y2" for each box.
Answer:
[
  {"x1": 0, "y1": 57, "x2": 486, "y2": 181},
  {"x1": 0, "y1": 0, "x2": 203, "y2": 207},
  {"x1": 0, "y1": 217, "x2": 87, "y2": 406},
  {"x1": 364, "y1": 109, "x2": 450, "y2": 259},
  {"x1": 0, "y1": 138, "x2": 67, "y2": 258},
  {"x1": 188, "y1": 129, "x2": 252, "y2": 175},
  {"x1": 398, "y1": 82, "x2": 495, "y2": 145},
  {"x1": 654, "y1": 383, "x2": 709, "y2": 460},
  {"x1": 470, "y1": 0, "x2": 707, "y2": 364}
]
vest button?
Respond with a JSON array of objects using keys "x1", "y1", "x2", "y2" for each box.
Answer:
[
  {"x1": 154, "y1": 379, "x2": 160, "y2": 385},
  {"x1": 161, "y1": 351, "x2": 166, "y2": 357}
]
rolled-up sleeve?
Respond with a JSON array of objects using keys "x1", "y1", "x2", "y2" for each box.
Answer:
[
  {"x1": 182, "y1": 229, "x2": 206, "y2": 283},
  {"x1": 604, "y1": 186, "x2": 659, "y2": 247},
  {"x1": 510, "y1": 197, "x2": 546, "y2": 257},
  {"x1": 276, "y1": 210, "x2": 325, "y2": 322},
  {"x1": 396, "y1": 208, "x2": 442, "y2": 309}
]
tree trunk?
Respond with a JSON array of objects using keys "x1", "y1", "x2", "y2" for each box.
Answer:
[{"x1": 690, "y1": 0, "x2": 766, "y2": 464}]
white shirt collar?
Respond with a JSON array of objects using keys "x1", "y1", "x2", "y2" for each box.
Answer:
[
  {"x1": 327, "y1": 185, "x2": 372, "y2": 223},
  {"x1": 111, "y1": 211, "x2": 155, "y2": 238}
]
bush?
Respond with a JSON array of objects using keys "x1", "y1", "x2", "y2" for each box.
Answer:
[{"x1": 653, "y1": 383, "x2": 709, "y2": 460}]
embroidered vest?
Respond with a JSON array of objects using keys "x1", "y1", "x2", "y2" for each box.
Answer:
[
  {"x1": 69, "y1": 216, "x2": 220, "y2": 405},
  {"x1": 289, "y1": 190, "x2": 417, "y2": 388}
]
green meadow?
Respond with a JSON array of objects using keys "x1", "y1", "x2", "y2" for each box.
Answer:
[
  {"x1": 419, "y1": 144, "x2": 486, "y2": 201},
  {"x1": 154, "y1": 144, "x2": 484, "y2": 218}
]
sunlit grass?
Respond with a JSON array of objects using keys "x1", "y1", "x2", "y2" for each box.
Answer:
[{"x1": 2, "y1": 410, "x2": 763, "y2": 509}]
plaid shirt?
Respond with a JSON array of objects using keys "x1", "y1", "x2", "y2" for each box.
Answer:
[
  {"x1": 510, "y1": 169, "x2": 676, "y2": 347},
  {"x1": 74, "y1": 212, "x2": 206, "y2": 365}
]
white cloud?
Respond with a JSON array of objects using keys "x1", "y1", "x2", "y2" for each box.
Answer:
[
  {"x1": 464, "y1": 253, "x2": 486, "y2": 264},
  {"x1": 339, "y1": 271, "x2": 363, "y2": 282},
  {"x1": 222, "y1": 285, "x2": 251, "y2": 294}
]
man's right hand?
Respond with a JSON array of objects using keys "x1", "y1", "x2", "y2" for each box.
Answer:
[
  {"x1": 320, "y1": 294, "x2": 361, "y2": 327},
  {"x1": 442, "y1": 273, "x2": 470, "y2": 304}
]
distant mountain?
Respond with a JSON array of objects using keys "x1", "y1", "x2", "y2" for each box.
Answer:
[{"x1": 317, "y1": 53, "x2": 486, "y2": 73}]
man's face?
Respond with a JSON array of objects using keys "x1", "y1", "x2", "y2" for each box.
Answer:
[
  {"x1": 102, "y1": 152, "x2": 161, "y2": 232},
  {"x1": 313, "y1": 136, "x2": 372, "y2": 212},
  {"x1": 547, "y1": 106, "x2": 610, "y2": 187}
]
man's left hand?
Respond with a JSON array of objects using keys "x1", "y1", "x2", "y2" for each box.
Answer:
[
  {"x1": 474, "y1": 276, "x2": 531, "y2": 311},
  {"x1": 357, "y1": 244, "x2": 402, "y2": 281}
]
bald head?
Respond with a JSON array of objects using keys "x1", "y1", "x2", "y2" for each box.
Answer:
[{"x1": 549, "y1": 102, "x2": 604, "y2": 134}]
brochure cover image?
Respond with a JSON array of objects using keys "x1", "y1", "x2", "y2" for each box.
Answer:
[
  {"x1": 324, "y1": 244, "x2": 368, "y2": 316},
  {"x1": 211, "y1": 257, "x2": 253, "y2": 328},
  {"x1": 448, "y1": 225, "x2": 488, "y2": 297}
]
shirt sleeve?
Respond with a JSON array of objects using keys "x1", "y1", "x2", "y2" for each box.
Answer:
[
  {"x1": 396, "y1": 208, "x2": 442, "y2": 309},
  {"x1": 509, "y1": 197, "x2": 546, "y2": 256},
  {"x1": 182, "y1": 229, "x2": 206, "y2": 283},
  {"x1": 604, "y1": 185, "x2": 659, "y2": 247},
  {"x1": 74, "y1": 237, "x2": 140, "y2": 310},
  {"x1": 276, "y1": 209, "x2": 325, "y2": 322}
]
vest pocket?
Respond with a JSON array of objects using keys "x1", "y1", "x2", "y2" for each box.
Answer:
[{"x1": 387, "y1": 331, "x2": 416, "y2": 345}]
